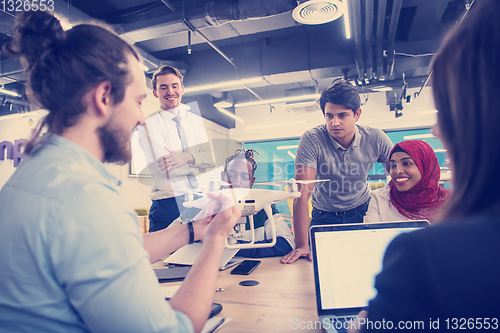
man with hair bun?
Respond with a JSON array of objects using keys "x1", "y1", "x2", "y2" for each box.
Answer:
[{"x1": 0, "y1": 11, "x2": 239, "y2": 333}]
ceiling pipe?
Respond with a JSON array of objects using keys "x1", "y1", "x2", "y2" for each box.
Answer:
[
  {"x1": 160, "y1": 0, "x2": 176, "y2": 13},
  {"x1": 385, "y1": 0, "x2": 403, "y2": 80},
  {"x1": 414, "y1": 0, "x2": 476, "y2": 99},
  {"x1": 351, "y1": 0, "x2": 364, "y2": 82},
  {"x1": 179, "y1": 13, "x2": 265, "y2": 103},
  {"x1": 364, "y1": 0, "x2": 374, "y2": 81},
  {"x1": 0, "y1": 0, "x2": 172, "y2": 84},
  {"x1": 123, "y1": 0, "x2": 297, "y2": 43},
  {"x1": 375, "y1": 0, "x2": 387, "y2": 80},
  {"x1": 0, "y1": 58, "x2": 26, "y2": 86},
  {"x1": 182, "y1": 18, "x2": 238, "y2": 70}
]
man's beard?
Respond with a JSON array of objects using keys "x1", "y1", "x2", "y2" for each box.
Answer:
[{"x1": 97, "y1": 116, "x2": 131, "y2": 165}]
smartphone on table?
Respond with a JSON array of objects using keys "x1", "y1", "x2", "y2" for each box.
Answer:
[{"x1": 230, "y1": 259, "x2": 261, "y2": 275}]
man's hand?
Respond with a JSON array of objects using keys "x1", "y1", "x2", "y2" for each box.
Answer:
[
  {"x1": 193, "y1": 191, "x2": 240, "y2": 241},
  {"x1": 347, "y1": 310, "x2": 368, "y2": 333},
  {"x1": 157, "y1": 147, "x2": 194, "y2": 173},
  {"x1": 280, "y1": 246, "x2": 312, "y2": 264}
]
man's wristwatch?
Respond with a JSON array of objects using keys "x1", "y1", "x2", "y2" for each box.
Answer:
[{"x1": 187, "y1": 221, "x2": 194, "y2": 244}]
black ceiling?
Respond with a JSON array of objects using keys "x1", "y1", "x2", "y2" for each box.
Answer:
[{"x1": 0, "y1": 0, "x2": 473, "y2": 122}]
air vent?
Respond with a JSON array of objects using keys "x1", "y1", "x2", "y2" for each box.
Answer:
[
  {"x1": 283, "y1": 102, "x2": 320, "y2": 114},
  {"x1": 292, "y1": 0, "x2": 345, "y2": 25}
]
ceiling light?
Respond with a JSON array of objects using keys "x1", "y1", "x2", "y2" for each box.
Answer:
[
  {"x1": 343, "y1": 0, "x2": 351, "y2": 39},
  {"x1": 284, "y1": 100, "x2": 318, "y2": 109},
  {"x1": 0, "y1": 110, "x2": 45, "y2": 121},
  {"x1": 292, "y1": 0, "x2": 345, "y2": 25},
  {"x1": 287, "y1": 151, "x2": 296, "y2": 159},
  {"x1": 184, "y1": 77, "x2": 264, "y2": 94},
  {"x1": 277, "y1": 145, "x2": 299, "y2": 150},
  {"x1": 371, "y1": 86, "x2": 393, "y2": 92},
  {"x1": 403, "y1": 133, "x2": 435, "y2": 140},
  {"x1": 216, "y1": 107, "x2": 245, "y2": 123},
  {"x1": 245, "y1": 121, "x2": 305, "y2": 130},
  {"x1": 139, "y1": 63, "x2": 150, "y2": 72},
  {"x1": 235, "y1": 93, "x2": 321, "y2": 108},
  {"x1": 214, "y1": 100, "x2": 233, "y2": 108},
  {"x1": 417, "y1": 109, "x2": 438, "y2": 115},
  {"x1": 0, "y1": 88, "x2": 20, "y2": 98},
  {"x1": 213, "y1": 92, "x2": 233, "y2": 108}
]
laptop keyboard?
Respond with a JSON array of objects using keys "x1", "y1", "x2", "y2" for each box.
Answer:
[{"x1": 328, "y1": 316, "x2": 357, "y2": 333}]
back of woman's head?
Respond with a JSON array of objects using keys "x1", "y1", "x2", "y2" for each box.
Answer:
[
  {"x1": 432, "y1": 0, "x2": 500, "y2": 218},
  {"x1": 3, "y1": 11, "x2": 138, "y2": 152}
]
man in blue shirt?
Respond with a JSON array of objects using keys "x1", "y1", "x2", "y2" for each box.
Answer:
[{"x1": 0, "y1": 11, "x2": 239, "y2": 333}]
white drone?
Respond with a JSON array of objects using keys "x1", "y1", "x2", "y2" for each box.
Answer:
[{"x1": 183, "y1": 178, "x2": 327, "y2": 249}]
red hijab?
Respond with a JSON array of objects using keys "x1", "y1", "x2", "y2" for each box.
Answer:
[{"x1": 388, "y1": 140, "x2": 451, "y2": 222}]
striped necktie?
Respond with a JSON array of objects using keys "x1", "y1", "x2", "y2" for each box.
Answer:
[{"x1": 172, "y1": 115, "x2": 198, "y2": 189}]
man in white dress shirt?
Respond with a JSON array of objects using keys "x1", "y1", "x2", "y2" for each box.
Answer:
[{"x1": 137, "y1": 66, "x2": 215, "y2": 231}]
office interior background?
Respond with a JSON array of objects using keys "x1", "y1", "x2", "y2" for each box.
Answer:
[{"x1": 0, "y1": 0, "x2": 466, "y2": 214}]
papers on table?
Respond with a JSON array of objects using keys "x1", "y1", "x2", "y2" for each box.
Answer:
[{"x1": 163, "y1": 243, "x2": 238, "y2": 269}]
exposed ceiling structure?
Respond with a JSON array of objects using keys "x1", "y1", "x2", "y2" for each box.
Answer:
[{"x1": 0, "y1": 0, "x2": 473, "y2": 125}]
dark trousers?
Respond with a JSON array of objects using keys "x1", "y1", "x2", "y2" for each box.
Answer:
[
  {"x1": 310, "y1": 198, "x2": 370, "y2": 227},
  {"x1": 148, "y1": 196, "x2": 186, "y2": 232}
]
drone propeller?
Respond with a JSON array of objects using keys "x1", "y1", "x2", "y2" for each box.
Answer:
[{"x1": 254, "y1": 178, "x2": 328, "y2": 186}]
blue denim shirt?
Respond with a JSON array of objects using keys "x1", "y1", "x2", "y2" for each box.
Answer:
[{"x1": 0, "y1": 134, "x2": 193, "y2": 333}]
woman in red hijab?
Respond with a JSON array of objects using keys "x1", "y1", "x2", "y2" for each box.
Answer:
[{"x1": 364, "y1": 140, "x2": 451, "y2": 224}]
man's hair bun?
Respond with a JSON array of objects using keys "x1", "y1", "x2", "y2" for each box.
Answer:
[{"x1": 3, "y1": 11, "x2": 66, "y2": 69}]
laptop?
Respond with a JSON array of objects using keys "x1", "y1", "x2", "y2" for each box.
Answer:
[
  {"x1": 310, "y1": 221, "x2": 429, "y2": 333},
  {"x1": 163, "y1": 243, "x2": 240, "y2": 270}
]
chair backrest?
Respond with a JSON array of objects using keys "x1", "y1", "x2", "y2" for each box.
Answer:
[
  {"x1": 134, "y1": 208, "x2": 150, "y2": 234},
  {"x1": 369, "y1": 181, "x2": 386, "y2": 190}
]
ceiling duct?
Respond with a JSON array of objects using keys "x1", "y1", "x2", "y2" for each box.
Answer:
[
  {"x1": 285, "y1": 85, "x2": 318, "y2": 98},
  {"x1": 386, "y1": 0, "x2": 403, "y2": 80},
  {"x1": 350, "y1": 0, "x2": 364, "y2": 83},
  {"x1": 283, "y1": 85, "x2": 319, "y2": 113},
  {"x1": 350, "y1": 0, "x2": 403, "y2": 84},
  {"x1": 123, "y1": 0, "x2": 298, "y2": 44},
  {"x1": 283, "y1": 101, "x2": 319, "y2": 113},
  {"x1": 375, "y1": 0, "x2": 387, "y2": 80},
  {"x1": 364, "y1": 0, "x2": 374, "y2": 81}
]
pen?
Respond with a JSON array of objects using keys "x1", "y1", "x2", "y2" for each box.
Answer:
[
  {"x1": 206, "y1": 317, "x2": 226, "y2": 333},
  {"x1": 215, "y1": 288, "x2": 224, "y2": 292}
]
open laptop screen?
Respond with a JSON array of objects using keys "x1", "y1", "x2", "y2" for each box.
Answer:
[{"x1": 310, "y1": 221, "x2": 429, "y2": 316}]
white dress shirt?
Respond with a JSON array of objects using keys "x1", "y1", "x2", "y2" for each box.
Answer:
[{"x1": 136, "y1": 104, "x2": 215, "y2": 200}]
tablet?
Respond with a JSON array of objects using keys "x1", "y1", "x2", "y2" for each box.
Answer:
[{"x1": 154, "y1": 266, "x2": 191, "y2": 282}]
